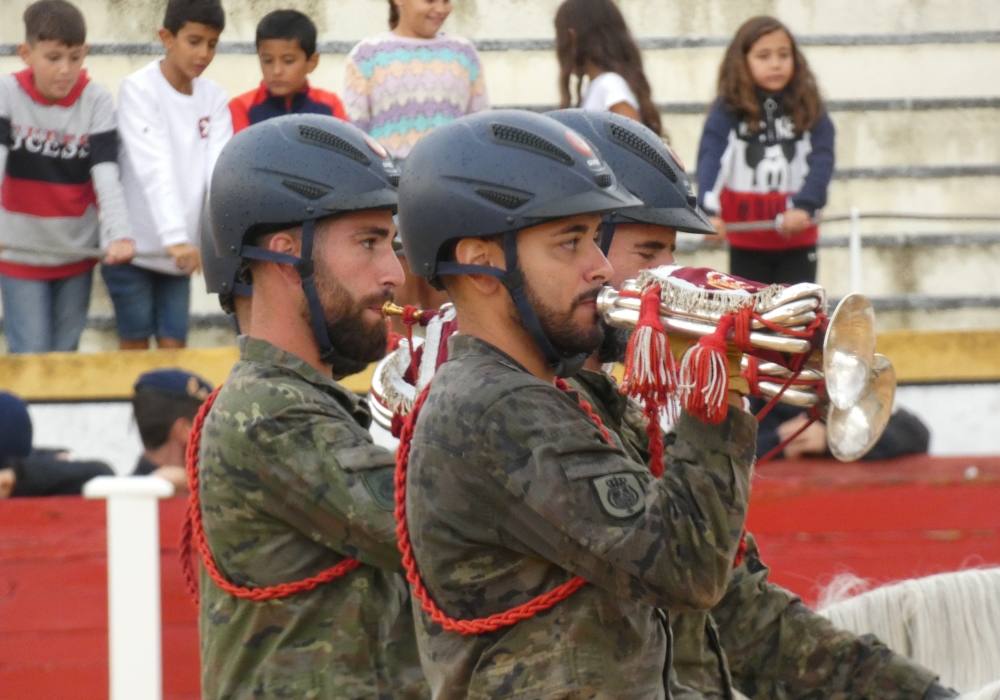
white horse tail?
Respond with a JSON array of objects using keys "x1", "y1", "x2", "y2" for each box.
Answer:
[{"x1": 819, "y1": 568, "x2": 1000, "y2": 692}]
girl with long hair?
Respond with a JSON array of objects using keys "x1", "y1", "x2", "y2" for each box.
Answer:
[
  {"x1": 554, "y1": 0, "x2": 661, "y2": 135},
  {"x1": 696, "y1": 16, "x2": 835, "y2": 285},
  {"x1": 343, "y1": 0, "x2": 488, "y2": 159}
]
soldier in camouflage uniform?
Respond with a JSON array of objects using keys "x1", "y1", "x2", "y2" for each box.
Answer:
[
  {"x1": 395, "y1": 110, "x2": 757, "y2": 699},
  {"x1": 196, "y1": 115, "x2": 426, "y2": 699},
  {"x1": 548, "y1": 108, "x2": 955, "y2": 700}
]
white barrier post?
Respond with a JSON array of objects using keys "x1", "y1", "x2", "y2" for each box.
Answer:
[
  {"x1": 849, "y1": 206, "x2": 863, "y2": 292},
  {"x1": 84, "y1": 476, "x2": 175, "y2": 700}
]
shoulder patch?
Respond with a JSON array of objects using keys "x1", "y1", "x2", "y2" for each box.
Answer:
[{"x1": 591, "y1": 472, "x2": 645, "y2": 519}]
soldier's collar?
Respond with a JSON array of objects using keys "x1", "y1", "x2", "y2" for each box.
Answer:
[
  {"x1": 447, "y1": 334, "x2": 533, "y2": 375},
  {"x1": 238, "y1": 336, "x2": 368, "y2": 419}
]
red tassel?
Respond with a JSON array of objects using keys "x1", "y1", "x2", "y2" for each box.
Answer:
[
  {"x1": 679, "y1": 313, "x2": 733, "y2": 424},
  {"x1": 622, "y1": 284, "x2": 676, "y2": 404}
]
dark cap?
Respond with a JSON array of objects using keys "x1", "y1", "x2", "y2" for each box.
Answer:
[
  {"x1": 0, "y1": 392, "x2": 33, "y2": 465},
  {"x1": 133, "y1": 369, "x2": 212, "y2": 401}
]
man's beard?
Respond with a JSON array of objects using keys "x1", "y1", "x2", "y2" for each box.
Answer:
[
  {"x1": 310, "y1": 269, "x2": 392, "y2": 377},
  {"x1": 596, "y1": 322, "x2": 631, "y2": 364},
  {"x1": 519, "y1": 278, "x2": 605, "y2": 358}
]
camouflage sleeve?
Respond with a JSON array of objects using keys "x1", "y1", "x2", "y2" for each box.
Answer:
[
  {"x1": 713, "y1": 534, "x2": 939, "y2": 699},
  {"x1": 479, "y1": 385, "x2": 756, "y2": 611},
  {"x1": 249, "y1": 403, "x2": 402, "y2": 572}
]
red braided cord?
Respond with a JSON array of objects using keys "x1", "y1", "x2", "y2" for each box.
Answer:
[
  {"x1": 732, "y1": 531, "x2": 749, "y2": 568},
  {"x1": 753, "y1": 312, "x2": 825, "y2": 340},
  {"x1": 641, "y1": 401, "x2": 665, "y2": 478},
  {"x1": 182, "y1": 386, "x2": 361, "y2": 604},
  {"x1": 394, "y1": 378, "x2": 618, "y2": 635},
  {"x1": 732, "y1": 306, "x2": 755, "y2": 352},
  {"x1": 754, "y1": 351, "x2": 811, "y2": 424}
]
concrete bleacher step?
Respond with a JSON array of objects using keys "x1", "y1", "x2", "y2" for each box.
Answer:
[{"x1": 660, "y1": 105, "x2": 1000, "y2": 173}]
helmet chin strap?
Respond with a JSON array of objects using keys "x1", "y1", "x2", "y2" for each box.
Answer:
[
  {"x1": 599, "y1": 215, "x2": 617, "y2": 256},
  {"x1": 435, "y1": 231, "x2": 588, "y2": 378}
]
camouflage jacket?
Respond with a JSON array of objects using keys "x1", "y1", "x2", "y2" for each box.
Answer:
[
  {"x1": 198, "y1": 337, "x2": 426, "y2": 700},
  {"x1": 573, "y1": 369, "x2": 940, "y2": 700},
  {"x1": 406, "y1": 335, "x2": 756, "y2": 699}
]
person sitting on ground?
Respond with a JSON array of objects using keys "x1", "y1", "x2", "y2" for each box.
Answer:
[
  {"x1": 229, "y1": 9, "x2": 346, "y2": 133},
  {"x1": 755, "y1": 400, "x2": 932, "y2": 461},
  {"x1": 131, "y1": 368, "x2": 212, "y2": 492},
  {"x1": 0, "y1": 390, "x2": 113, "y2": 497}
]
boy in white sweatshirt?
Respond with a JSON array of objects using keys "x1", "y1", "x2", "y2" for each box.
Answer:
[{"x1": 108, "y1": 0, "x2": 231, "y2": 349}]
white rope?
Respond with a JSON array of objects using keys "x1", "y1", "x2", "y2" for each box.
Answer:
[
  {"x1": 960, "y1": 681, "x2": 1000, "y2": 700},
  {"x1": 819, "y1": 568, "x2": 1000, "y2": 691},
  {"x1": 0, "y1": 242, "x2": 170, "y2": 260}
]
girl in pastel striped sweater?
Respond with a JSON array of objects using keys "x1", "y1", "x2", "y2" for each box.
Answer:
[{"x1": 344, "y1": 0, "x2": 489, "y2": 159}]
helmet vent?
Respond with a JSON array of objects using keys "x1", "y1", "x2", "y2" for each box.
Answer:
[
  {"x1": 594, "y1": 173, "x2": 613, "y2": 188},
  {"x1": 476, "y1": 187, "x2": 530, "y2": 210},
  {"x1": 491, "y1": 123, "x2": 573, "y2": 165},
  {"x1": 298, "y1": 125, "x2": 371, "y2": 165},
  {"x1": 608, "y1": 123, "x2": 677, "y2": 183},
  {"x1": 387, "y1": 173, "x2": 400, "y2": 187},
  {"x1": 283, "y1": 178, "x2": 330, "y2": 200}
]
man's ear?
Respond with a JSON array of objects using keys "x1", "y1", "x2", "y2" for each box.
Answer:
[
  {"x1": 306, "y1": 52, "x2": 319, "y2": 73},
  {"x1": 260, "y1": 228, "x2": 304, "y2": 284},
  {"x1": 16, "y1": 43, "x2": 31, "y2": 65},
  {"x1": 453, "y1": 237, "x2": 505, "y2": 295}
]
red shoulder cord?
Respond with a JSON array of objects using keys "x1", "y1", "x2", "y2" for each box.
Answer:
[
  {"x1": 180, "y1": 386, "x2": 361, "y2": 604},
  {"x1": 393, "y1": 377, "x2": 615, "y2": 634}
]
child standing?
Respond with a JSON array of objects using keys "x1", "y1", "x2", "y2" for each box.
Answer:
[
  {"x1": 554, "y1": 0, "x2": 662, "y2": 136},
  {"x1": 343, "y1": 0, "x2": 488, "y2": 158},
  {"x1": 0, "y1": 0, "x2": 134, "y2": 354},
  {"x1": 110, "y1": 0, "x2": 231, "y2": 349},
  {"x1": 696, "y1": 16, "x2": 835, "y2": 285},
  {"x1": 229, "y1": 9, "x2": 346, "y2": 133}
]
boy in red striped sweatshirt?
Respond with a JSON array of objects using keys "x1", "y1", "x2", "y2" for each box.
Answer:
[{"x1": 0, "y1": 0, "x2": 134, "y2": 354}]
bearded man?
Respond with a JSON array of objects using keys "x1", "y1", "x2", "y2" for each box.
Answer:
[
  {"x1": 193, "y1": 115, "x2": 426, "y2": 699},
  {"x1": 394, "y1": 110, "x2": 757, "y2": 698}
]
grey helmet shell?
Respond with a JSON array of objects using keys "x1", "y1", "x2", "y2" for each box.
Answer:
[
  {"x1": 397, "y1": 109, "x2": 641, "y2": 282},
  {"x1": 547, "y1": 109, "x2": 715, "y2": 235},
  {"x1": 208, "y1": 113, "x2": 400, "y2": 295}
]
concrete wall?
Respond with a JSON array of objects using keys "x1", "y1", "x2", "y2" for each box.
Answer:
[{"x1": 1, "y1": 0, "x2": 999, "y2": 347}]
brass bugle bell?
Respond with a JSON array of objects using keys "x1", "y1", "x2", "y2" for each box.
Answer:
[{"x1": 598, "y1": 280, "x2": 896, "y2": 462}]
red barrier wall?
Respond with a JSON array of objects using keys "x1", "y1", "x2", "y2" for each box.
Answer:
[{"x1": 2, "y1": 454, "x2": 998, "y2": 699}]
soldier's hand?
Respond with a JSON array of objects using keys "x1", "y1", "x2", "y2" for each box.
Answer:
[
  {"x1": 168, "y1": 243, "x2": 202, "y2": 275},
  {"x1": 668, "y1": 334, "x2": 749, "y2": 405}
]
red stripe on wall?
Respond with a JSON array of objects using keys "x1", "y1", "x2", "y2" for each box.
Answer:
[{"x1": 2, "y1": 176, "x2": 96, "y2": 218}]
